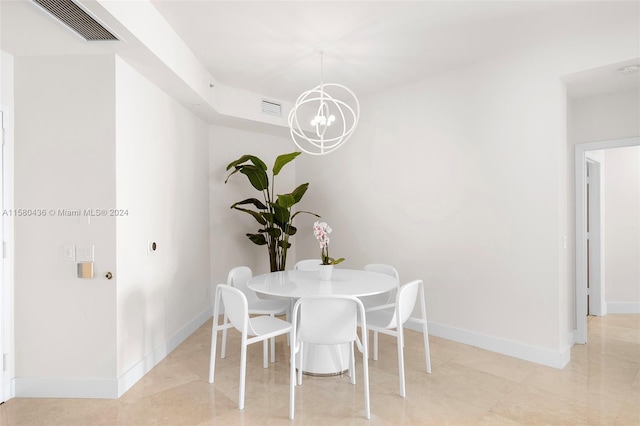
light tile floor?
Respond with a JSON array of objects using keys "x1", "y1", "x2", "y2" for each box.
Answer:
[{"x1": 1, "y1": 314, "x2": 638, "y2": 425}]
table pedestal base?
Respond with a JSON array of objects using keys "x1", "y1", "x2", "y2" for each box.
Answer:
[{"x1": 298, "y1": 343, "x2": 350, "y2": 376}]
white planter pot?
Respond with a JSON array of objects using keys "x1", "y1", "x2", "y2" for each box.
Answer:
[{"x1": 318, "y1": 264, "x2": 333, "y2": 281}]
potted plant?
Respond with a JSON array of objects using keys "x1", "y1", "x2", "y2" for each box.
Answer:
[
  {"x1": 313, "y1": 221, "x2": 345, "y2": 280},
  {"x1": 225, "y1": 152, "x2": 319, "y2": 272}
]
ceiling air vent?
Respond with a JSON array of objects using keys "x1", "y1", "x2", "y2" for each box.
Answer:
[
  {"x1": 31, "y1": 0, "x2": 119, "y2": 41},
  {"x1": 261, "y1": 99, "x2": 282, "y2": 117}
]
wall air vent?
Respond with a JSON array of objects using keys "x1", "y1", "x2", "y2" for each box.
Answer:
[
  {"x1": 261, "y1": 99, "x2": 282, "y2": 117},
  {"x1": 31, "y1": 0, "x2": 119, "y2": 41}
]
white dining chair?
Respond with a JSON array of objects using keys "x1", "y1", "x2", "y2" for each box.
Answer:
[
  {"x1": 362, "y1": 279, "x2": 431, "y2": 398},
  {"x1": 209, "y1": 284, "x2": 292, "y2": 410},
  {"x1": 293, "y1": 259, "x2": 322, "y2": 271},
  {"x1": 221, "y1": 266, "x2": 290, "y2": 363},
  {"x1": 289, "y1": 295, "x2": 370, "y2": 420},
  {"x1": 359, "y1": 263, "x2": 400, "y2": 309}
]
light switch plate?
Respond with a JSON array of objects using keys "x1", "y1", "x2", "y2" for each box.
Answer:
[
  {"x1": 76, "y1": 245, "x2": 94, "y2": 262},
  {"x1": 64, "y1": 244, "x2": 76, "y2": 262}
]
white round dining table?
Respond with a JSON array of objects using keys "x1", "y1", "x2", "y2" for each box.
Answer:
[
  {"x1": 247, "y1": 268, "x2": 398, "y2": 376},
  {"x1": 247, "y1": 268, "x2": 398, "y2": 299}
]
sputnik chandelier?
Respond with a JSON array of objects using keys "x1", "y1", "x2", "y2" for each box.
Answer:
[{"x1": 288, "y1": 52, "x2": 360, "y2": 155}]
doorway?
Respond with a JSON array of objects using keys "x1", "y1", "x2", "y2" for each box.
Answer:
[{"x1": 575, "y1": 137, "x2": 640, "y2": 344}]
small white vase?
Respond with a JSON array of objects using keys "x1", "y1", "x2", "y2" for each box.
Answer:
[{"x1": 318, "y1": 264, "x2": 333, "y2": 281}]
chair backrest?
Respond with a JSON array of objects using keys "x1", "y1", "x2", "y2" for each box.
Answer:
[
  {"x1": 363, "y1": 263, "x2": 399, "y2": 280},
  {"x1": 293, "y1": 296, "x2": 364, "y2": 345},
  {"x1": 294, "y1": 259, "x2": 322, "y2": 271},
  {"x1": 216, "y1": 284, "x2": 249, "y2": 333},
  {"x1": 362, "y1": 263, "x2": 400, "y2": 306},
  {"x1": 227, "y1": 266, "x2": 259, "y2": 302},
  {"x1": 391, "y1": 280, "x2": 422, "y2": 328}
]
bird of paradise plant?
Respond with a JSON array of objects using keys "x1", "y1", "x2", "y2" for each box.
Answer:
[{"x1": 225, "y1": 152, "x2": 319, "y2": 272}]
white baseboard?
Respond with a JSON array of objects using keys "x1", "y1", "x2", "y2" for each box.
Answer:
[
  {"x1": 406, "y1": 321, "x2": 571, "y2": 369},
  {"x1": 14, "y1": 307, "x2": 212, "y2": 399},
  {"x1": 606, "y1": 302, "x2": 640, "y2": 314},
  {"x1": 15, "y1": 377, "x2": 118, "y2": 399}
]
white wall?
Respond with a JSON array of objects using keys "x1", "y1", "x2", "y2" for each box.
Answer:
[
  {"x1": 209, "y1": 125, "x2": 297, "y2": 282},
  {"x1": 115, "y1": 57, "x2": 211, "y2": 385},
  {"x1": 295, "y1": 29, "x2": 638, "y2": 367},
  {"x1": 298, "y1": 50, "x2": 567, "y2": 363},
  {"x1": 14, "y1": 55, "x2": 118, "y2": 395},
  {"x1": 604, "y1": 146, "x2": 640, "y2": 312},
  {"x1": 571, "y1": 90, "x2": 640, "y2": 143},
  {"x1": 10, "y1": 54, "x2": 211, "y2": 398}
]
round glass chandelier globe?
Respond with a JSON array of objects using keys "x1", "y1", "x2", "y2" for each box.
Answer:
[{"x1": 288, "y1": 83, "x2": 360, "y2": 156}]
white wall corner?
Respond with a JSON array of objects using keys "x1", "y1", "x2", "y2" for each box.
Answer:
[
  {"x1": 413, "y1": 321, "x2": 571, "y2": 369},
  {"x1": 567, "y1": 329, "x2": 576, "y2": 346},
  {"x1": 117, "y1": 306, "x2": 212, "y2": 397}
]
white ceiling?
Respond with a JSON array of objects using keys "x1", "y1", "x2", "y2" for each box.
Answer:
[{"x1": 2, "y1": 0, "x2": 639, "y2": 102}]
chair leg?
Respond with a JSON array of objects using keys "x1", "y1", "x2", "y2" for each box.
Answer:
[
  {"x1": 286, "y1": 302, "x2": 292, "y2": 346},
  {"x1": 221, "y1": 312, "x2": 228, "y2": 358},
  {"x1": 362, "y1": 352, "x2": 371, "y2": 419},
  {"x1": 297, "y1": 343, "x2": 304, "y2": 385},
  {"x1": 423, "y1": 324, "x2": 432, "y2": 374},
  {"x1": 209, "y1": 297, "x2": 221, "y2": 384},
  {"x1": 362, "y1": 332, "x2": 370, "y2": 419},
  {"x1": 289, "y1": 336, "x2": 296, "y2": 419},
  {"x1": 349, "y1": 341, "x2": 356, "y2": 385},
  {"x1": 239, "y1": 340, "x2": 248, "y2": 410},
  {"x1": 397, "y1": 327, "x2": 406, "y2": 398},
  {"x1": 419, "y1": 282, "x2": 432, "y2": 373},
  {"x1": 269, "y1": 314, "x2": 276, "y2": 363},
  {"x1": 373, "y1": 330, "x2": 379, "y2": 360},
  {"x1": 263, "y1": 339, "x2": 268, "y2": 369},
  {"x1": 209, "y1": 320, "x2": 218, "y2": 383}
]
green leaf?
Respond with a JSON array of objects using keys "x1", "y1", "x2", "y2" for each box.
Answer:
[
  {"x1": 284, "y1": 225, "x2": 297, "y2": 236},
  {"x1": 239, "y1": 165, "x2": 269, "y2": 191},
  {"x1": 291, "y1": 210, "x2": 320, "y2": 220},
  {"x1": 231, "y1": 206, "x2": 267, "y2": 225},
  {"x1": 225, "y1": 155, "x2": 268, "y2": 184},
  {"x1": 328, "y1": 257, "x2": 345, "y2": 265},
  {"x1": 246, "y1": 233, "x2": 267, "y2": 245},
  {"x1": 262, "y1": 212, "x2": 275, "y2": 224},
  {"x1": 273, "y1": 152, "x2": 301, "y2": 176},
  {"x1": 224, "y1": 167, "x2": 241, "y2": 184},
  {"x1": 277, "y1": 194, "x2": 296, "y2": 209},
  {"x1": 291, "y1": 183, "x2": 309, "y2": 203},
  {"x1": 269, "y1": 203, "x2": 290, "y2": 225},
  {"x1": 260, "y1": 227, "x2": 282, "y2": 238},
  {"x1": 277, "y1": 240, "x2": 292, "y2": 249},
  {"x1": 231, "y1": 198, "x2": 268, "y2": 210},
  {"x1": 226, "y1": 154, "x2": 267, "y2": 171}
]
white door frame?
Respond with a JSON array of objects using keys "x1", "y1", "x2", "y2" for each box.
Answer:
[
  {"x1": 585, "y1": 155, "x2": 604, "y2": 317},
  {"x1": 0, "y1": 109, "x2": 4, "y2": 403},
  {"x1": 575, "y1": 137, "x2": 639, "y2": 344},
  {"x1": 0, "y1": 107, "x2": 9, "y2": 402}
]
